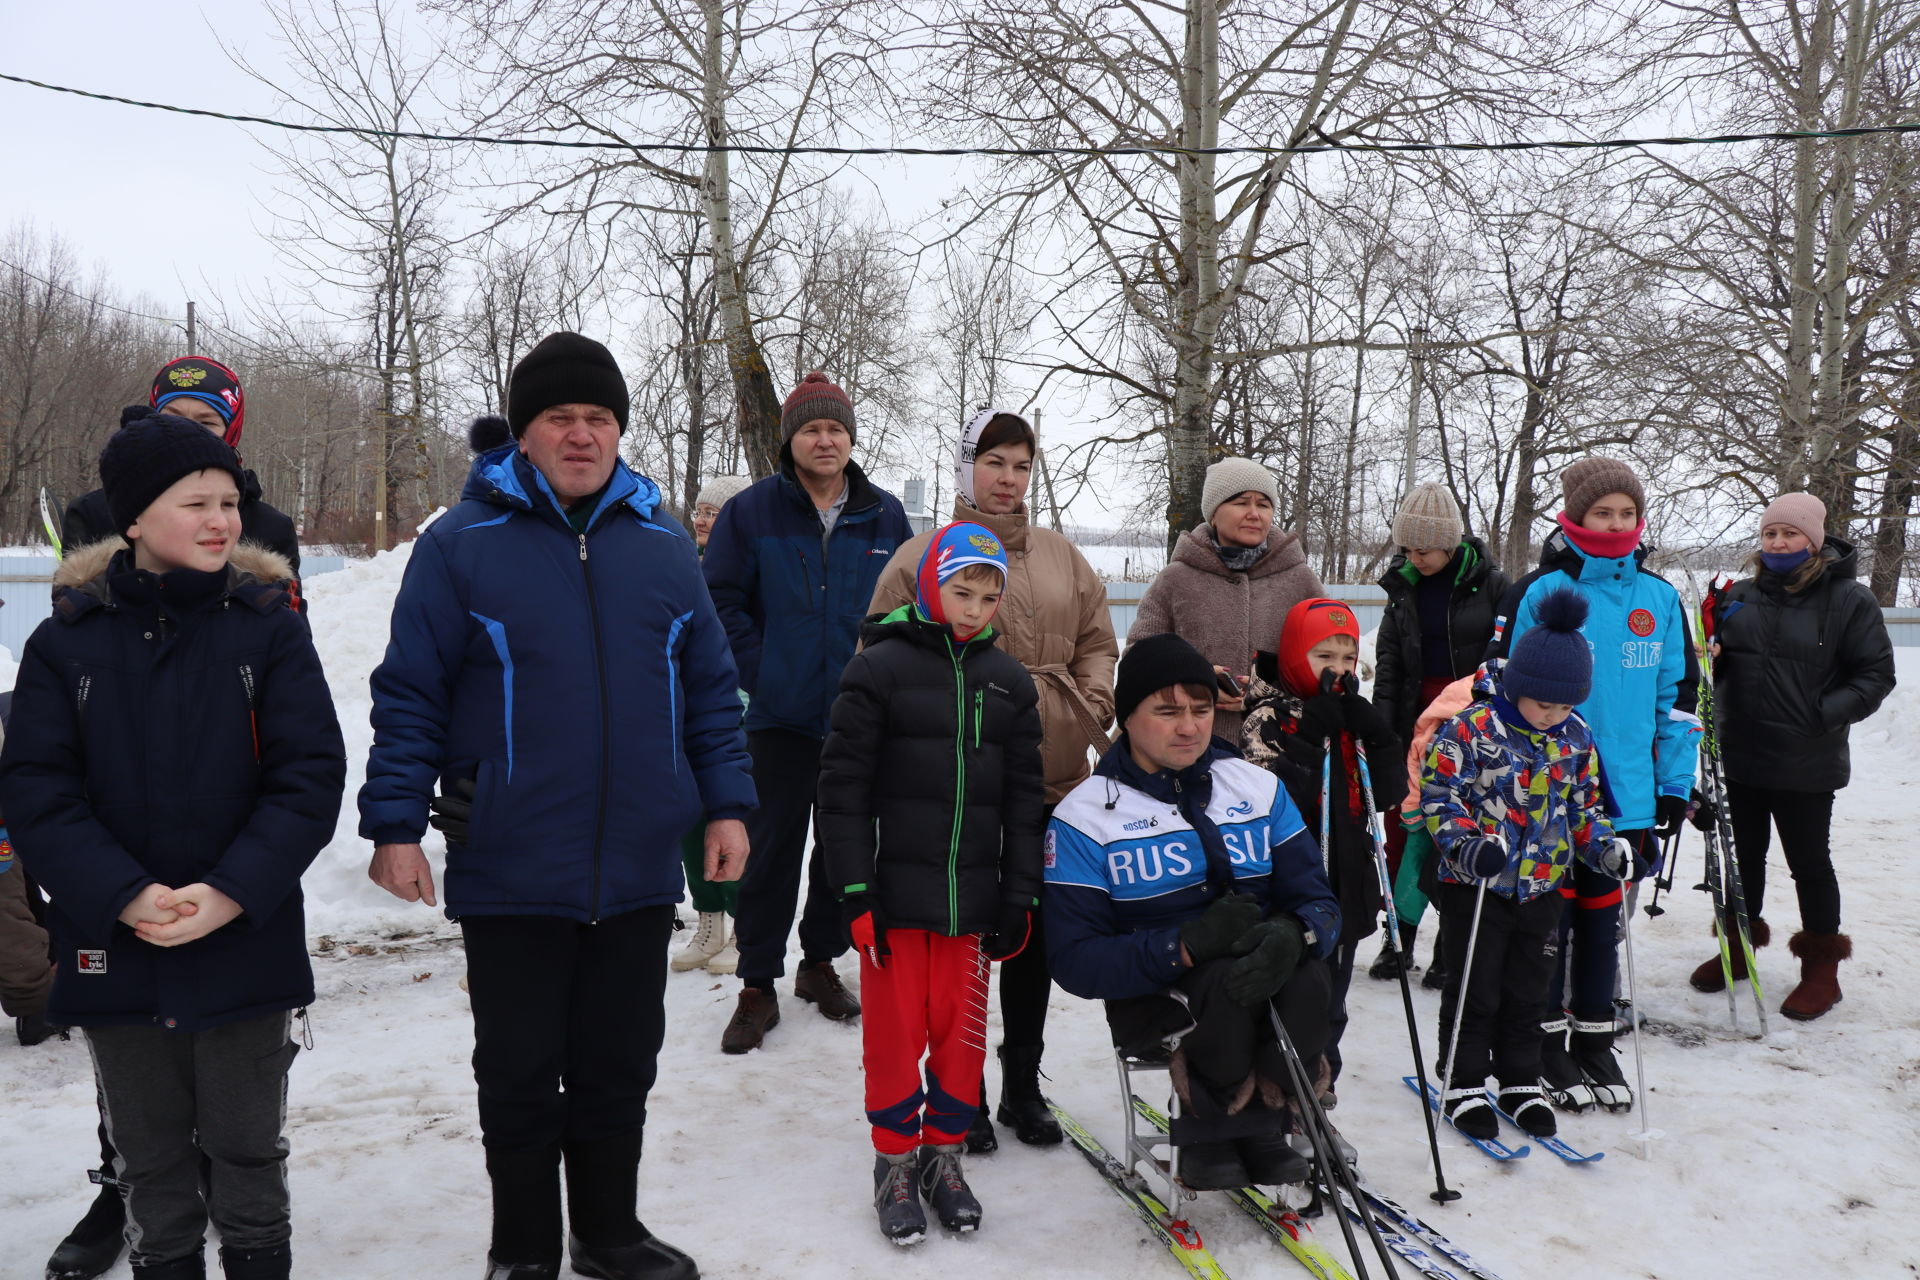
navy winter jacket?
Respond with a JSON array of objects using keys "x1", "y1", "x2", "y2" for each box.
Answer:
[
  {"x1": 358, "y1": 447, "x2": 756, "y2": 922},
  {"x1": 701, "y1": 462, "x2": 912, "y2": 739},
  {"x1": 0, "y1": 541, "x2": 345, "y2": 1032}
]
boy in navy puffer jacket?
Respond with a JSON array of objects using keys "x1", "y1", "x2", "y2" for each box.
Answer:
[
  {"x1": 0, "y1": 413, "x2": 345, "y2": 1280},
  {"x1": 1422, "y1": 589, "x2": 1624, "y2": 1141}
]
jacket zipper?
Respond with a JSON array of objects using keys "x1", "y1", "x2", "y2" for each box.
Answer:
[
  {"x1": 973, "y1": 689, "x2": 983, "y2": 749},
  {"x1": 945, "y1": 642, "x2": 968, "y2": 934},
  {"x1": 580, "y1": 531, "x2": 612, "y2": 922},
  {"x1": 238, "y1": 663, "x2": 260, "y2": 761}
]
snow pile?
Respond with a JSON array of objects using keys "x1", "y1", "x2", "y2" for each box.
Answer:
[{"x1": 298, "y1": 539, "x2": 452, "y2": 938}]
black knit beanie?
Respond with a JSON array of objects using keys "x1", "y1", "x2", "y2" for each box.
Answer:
[
  {"x1": 1115, "y1": 633, "x2": 1219, "y2": 727},
  {"x1": 506, "y1": 333, "x2": 629, "y2": 437},
  {"x1": 467, "y1": 413, "x2": 513, "y2": 453},
  {"x1": 100, "y1": 407, "x2": 249, "y2": 537}
]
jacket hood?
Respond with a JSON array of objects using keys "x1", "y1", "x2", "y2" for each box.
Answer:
[
  {"x1": 463, "y1": 444, "x2": 662, "y2": 530},
  {"x1": 53, "y1": 538, "x2": 298, "y2": 620},
  {"x1": 1171, "y1": 521, "x2": 1310, "y2": 581},
  {"x1": 949, "y1": 495, "x2": 1031, "y2": 552}
]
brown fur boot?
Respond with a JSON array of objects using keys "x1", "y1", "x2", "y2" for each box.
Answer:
[
  {"x1": 1688, "y1": 917, "x2": 1770, "y2": 992},
  {"x1": 1780, "y1": 932, "x2": 1851, "y2": 1021}
]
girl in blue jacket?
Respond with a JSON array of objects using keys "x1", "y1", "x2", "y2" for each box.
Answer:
[
  {"x1": 0, "y1": 414, "x2": 346, "y2": 1280},
  {"x1": 1487, "y1": 457, "x2": 1699, "y2": 1114}
]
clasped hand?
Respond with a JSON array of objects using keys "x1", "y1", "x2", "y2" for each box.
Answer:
[{"x1": 117, "y1": 882, "x2": 244, "y2": 947}]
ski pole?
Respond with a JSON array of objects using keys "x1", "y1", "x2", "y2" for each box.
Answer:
[
  {"x1": 1644, "y1": 832, "x2": 1678, "y2": 918},
  {"x1": 1619, "y1": 861, "x2": 1662, "y2": 1159},
  {"x1": 1436, "y1": 876, "x2": 1489, "y2": 1130},
  {"x1": 1354, "y1": 741, "x2": 1459, "y2": 1206},
  {"x1": 1265, "y1": 1004, "x2": 1401, "y2": 1280}
]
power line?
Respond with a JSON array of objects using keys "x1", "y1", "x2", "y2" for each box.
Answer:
[
  {"x1": 5, "y1": 69, "x2": 1920, "y2": 158},
  {"x1": 0, "y1": 253, "x2": 181, "y2": 324}
]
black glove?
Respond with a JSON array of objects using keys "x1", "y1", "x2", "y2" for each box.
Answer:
[
  {"x1": 1177, "y1": 892, "x2": 1265, "y2": 966},
  {"x1": 1457, "y1": 834, "x2": 1507, "y2": 879},
  {"x1": 1223, "y1": 916, "x2": 1308, "y2": 1007},
  {"x1": 842, "y1": 895, "x2": 890, "y2": 968},
  {"x1": 1295, "y1": 693, "x2": 1348, "y2": 747},
  {"x1": 984, "y1": 901, "x2": 1032, "y2": 963},
  {"x1": 1340, "y1": 690, "x2": 1391, "y2": 744},
  {"x1": 1688, "y1": 787, "x2": 1719, "y2": 833},
  {"x1": 428, "y1": 776, "x2": 476, "y2": 846},
  {"x1": 1653, "y1": 793, "x2": 1690, "y2": 839}
]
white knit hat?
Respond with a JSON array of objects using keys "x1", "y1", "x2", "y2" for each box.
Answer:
[
  {"x1": 696, "y1": 474, "x2": 752, "y2": 510},
  {"x1": 1200, "y1": 457, "x2": 1279, "y2": 523},
  {"x1": 1391, "y1": 482, "x2": 1463, "y2": 551}
]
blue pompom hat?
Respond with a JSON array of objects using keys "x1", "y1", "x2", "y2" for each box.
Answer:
[{"x1": 1504, "y1": 587, "x2": 1593, "y2": 705}]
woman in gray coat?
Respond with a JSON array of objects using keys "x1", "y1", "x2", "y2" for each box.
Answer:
[{"x1": 1128, "y1": 457, "x2": 1324, "y2": 744}]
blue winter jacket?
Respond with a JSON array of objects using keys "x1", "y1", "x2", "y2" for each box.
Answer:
[
  {"x1": 0, "y1": 542, "x2": 346, "y2": 1031},
  {"x1": 358, "y1": 447, "x2": 756, "y2": 922},
  {"x1": 1044, "y1": 740, "x2": 1339, "y2": 1002},
  {"x1": 701, "y1": 462, "x2": 911, "y2": 739},
  {"x1": 1486, "y1": 528, "x2": 1700, "y2": 830}
]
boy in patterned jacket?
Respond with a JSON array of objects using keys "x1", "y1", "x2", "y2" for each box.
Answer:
[{"x1": 1421, "y1": 589, "x2": 1628, "y2": 1140}]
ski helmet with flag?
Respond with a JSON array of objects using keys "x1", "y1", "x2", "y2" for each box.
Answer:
[
  {"x1": 914, "y1": 520, "x2": 1008, "y2": 640},
  {"x1": 151, "y1": 356, "x2": 246, "y2": 448}
]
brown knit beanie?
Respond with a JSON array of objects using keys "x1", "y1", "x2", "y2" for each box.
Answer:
[
  {"x1": 1760, "y1": 491, "x2": 1826, "y2": 551},
  {"x1": 780, "y1": 371, "x2": 856, "y2": 459},
  {"x1": 1560, "y1": 457, "x2": 1646, "y2": 522},
  {"x1": 1391, "y1": 482, "x2": 1463, "y2": 550}
]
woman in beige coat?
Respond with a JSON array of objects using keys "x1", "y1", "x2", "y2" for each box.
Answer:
[
  {"x1": 1127, "y1": 457, "x2": 1324, "y2": 745},
  {"x1": 869, "y1": 408, "x2": 1117, "y2": 1155}
]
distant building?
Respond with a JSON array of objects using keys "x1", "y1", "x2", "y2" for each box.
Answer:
[{"x1": 902, "y1": 477, "x2": 937, "y2": 534}]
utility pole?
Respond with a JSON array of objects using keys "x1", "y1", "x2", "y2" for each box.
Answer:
[
  {"x1": 1399, "y1": 324, "x2": 1428, "y2": 497},
  {"x1": 186, "y1": 300, "x2": 197, "y2": 353},
  {"x1": 1035, "y1": 405, "x2": 1063, "y2": 531}
]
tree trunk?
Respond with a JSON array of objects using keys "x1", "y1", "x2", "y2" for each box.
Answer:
[{"x1": 1165, "y1": 0, "x2": 1222, "y2": 554}]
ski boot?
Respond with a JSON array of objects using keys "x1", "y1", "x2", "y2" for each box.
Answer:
[
  {"x1": 1538, "y1": 1017, "x2": 1593, "y2": 1113},
  {"x1": 917, "y1": 1143, "x2": 983, "y2": 1232},
  {"x1": 1570, "y1": 1019, "x2": 1632, "y2": 1112},
  {"x1": 1440, "y1": 1086, "x2": 1497, "y2": 1141},
  {"x1": 1496, "y1": 1083, "x2": 1557, "y2": 1138},
  {"x1": 873, "y1": 1151, "x2": 927, "y2": 1245}
]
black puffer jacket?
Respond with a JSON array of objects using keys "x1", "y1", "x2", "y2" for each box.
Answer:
[
  {"x1": 1374, "y1": 536, "x2": 1509, "y2": 747},
  {"x1": 1711, "y1": 537, "x2": 1896, "y2": 792},
  {"x1": 817, "y1": 606, "x2": 1046, "y2": 935}
]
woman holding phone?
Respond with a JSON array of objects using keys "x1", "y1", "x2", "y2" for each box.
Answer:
[{"x1": 1128, "y1": 457, "x2": 1323, "y2": 746}]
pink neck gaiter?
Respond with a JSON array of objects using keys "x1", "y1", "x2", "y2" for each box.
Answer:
[{"x1": 1556, "y1": 511, "x2": 1644, "y2": 560}]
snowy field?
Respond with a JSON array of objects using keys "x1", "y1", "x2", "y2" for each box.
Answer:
[{"x1": 0, "y1": 543, "x2": 1915, "y2": 1279}]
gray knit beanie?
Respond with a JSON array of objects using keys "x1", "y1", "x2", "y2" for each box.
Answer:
[
  {"x1": 1201, "y1": 456, "x2": 1279, "y2": 523},
  {"x1": 696, "y1": 474, "x2": 752, "y2": 511},
  {"x1": 1392, "y1": 482, "x2": 1463, "y2": 551},
  {"x1": 1560, "y1": 457, "x2": 1646, "y2": 523}
]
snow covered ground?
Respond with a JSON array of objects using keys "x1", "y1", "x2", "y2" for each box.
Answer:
[{"x1": 1, "y1": 546, "x2": 1915, "y2": 1278}]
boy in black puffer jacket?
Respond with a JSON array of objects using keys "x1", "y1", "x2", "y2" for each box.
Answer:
[
  {"x1": 0, "y1": 413, "x2": 345, "y2": 1280},
  {"x1": 818, "y1": 521, "x2": 1045, "y2": 1246}
]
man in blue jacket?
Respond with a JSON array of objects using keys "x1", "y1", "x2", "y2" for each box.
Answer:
[
  {"x1": 360, "y1": 332, "x2": 754, "y2": 1280},
  {"x1": 702, "y1": 371, "x2": 911, "y2": 1053},
  {"x1": 1046, "y1": 634, "x2": 1340, "y2": 1191}
]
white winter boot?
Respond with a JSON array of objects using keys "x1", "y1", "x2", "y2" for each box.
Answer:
[
  {"x1": 672, "y1": 912, "x2": 727, "y2": 972},
  {"x1": 706, "y1": 919, "x2": 740, "y2": 975}
]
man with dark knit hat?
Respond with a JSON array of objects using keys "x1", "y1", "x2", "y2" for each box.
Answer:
[
  {"x1": 1042, "y1": 633, "x2": 1340, "y2": 1192},
  {"x1": 62, "y1": 357, "x2": 302, "y2": 583},
  {"x1": 360, "y1": 331, "x2": 754, "y2": 1280},
  {"x1": 702, "y1": 370, "x2": 912, "y2": 1053}
]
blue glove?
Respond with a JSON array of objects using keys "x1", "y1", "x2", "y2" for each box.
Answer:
[{"x1": 1458, "y1": 835, "x2": 1506, "y2": 879}]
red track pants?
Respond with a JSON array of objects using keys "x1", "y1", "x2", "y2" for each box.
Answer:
[{"x1": 860, "y1": 929, "x2": 991, "y2": 1155}]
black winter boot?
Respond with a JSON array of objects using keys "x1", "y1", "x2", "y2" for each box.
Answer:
[
  {"x1": 130, "y1": 1254, "x2": 205, "y2": 1280},
  {"x1": 481, "y1": 1260, "x2": 559, "y2": 1280},
  {"x1": 566, "y1": 1233, "x2": 697, "y2": 1280},
  {"x1": 917, "y1": 1143, "x2": 983, "y2": 1232},
  {"x1": 1174, "y1": 1140, "x2": 1250, "y2": 1191},
  {"x1": 46, "y1": 1172, "x2": 125, "y2": 1280},
  {"x1": 873, "y1": 1151, "x2": 926, "y2": 1245},
  {"x1": 964, "y1": 1087, "x2": 999, "y2": 1155},
  {"x1": 995, "y1": 1044, "x2": 1063, "y2": 1146},
  {"x1": 217, "y1": 1243, "x2": 291, "y2": 1279},
  {"x1": 1367, "y1": 922, "x2": 1420, "y2": 981}
]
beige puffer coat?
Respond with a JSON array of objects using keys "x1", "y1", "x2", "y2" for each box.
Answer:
[
  {"x1": 1127, "y1": 523, "x2": 1324, "y2": 744},
  {"x1": 870, "y1": 501, "x2": 1117, "y2": 805}
]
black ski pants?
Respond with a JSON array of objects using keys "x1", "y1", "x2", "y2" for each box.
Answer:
[
  {"x1": 462, "y1": 906, "x2": 672, "y2": 1152},
  {"x1": 1104, "y1": 954, "x2": 1333, "y2": 1103},
  {"x1": 733, "y1": 729, "x2": 847, "y2": 986},
  {"x1": 1725, "y1": 781, "x2": 1841, "y2": 934},
  {"x1": 1436, "y1": 882, "x2": 1563, "y2": 1088},
  {"x1": 995, "y1": 803, "x2": 1056, "y2": 1053}
]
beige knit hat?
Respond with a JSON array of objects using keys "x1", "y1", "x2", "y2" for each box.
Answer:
[
  {"x1": 1391, "y1": 482, "x2": 1463, "y2": 551},
  {"x1": 696, "y1": 474, "x2": 752, "y2": 510},
  {"x1": 1201, "y1": 456, "x2": 1279, "y2": 523},
  {"x1": 1760, "y1": 491, "x2": 1826, "y2": 551},
  {"x1": 1560, "y1": 456, "x2": 1646, "y2": 523}
]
